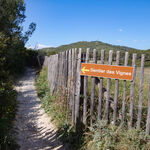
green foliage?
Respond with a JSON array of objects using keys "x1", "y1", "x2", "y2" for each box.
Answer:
[
  {"x1": 39, "y1": 41, "x2": 140, "y2": 53},
  {"x1": 0, "y1": 77, "x2": 18, "y2": 150},
  {"x1": 35, "y1": 67, "x2": 68, "y2": 127},
  {"x1": 25, "y1": 49, "x2": 38, "y2": 67},
  {"x1": 36, "y1": 67, "x2": 150, "y2": 150},
  {"x1": 57, "y1": 123, "x2": 85, "y2": 150},
  {"x1": 39, "y1": 41, "x2": 150, "y2": 66},
  {"x1": 0, "y1": 0, "x2": 36, "y2": 149},
  {"x1": 85, "y1": 120, "x2": 150, "y2": 150},
  {"x1": 35, "y1": 67, "x2": 85, "y2": 150}
]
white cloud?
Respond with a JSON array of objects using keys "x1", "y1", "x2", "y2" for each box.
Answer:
[
  {"x1": 133, "y1": 40, "x2": 138, "y2": 43},
  {"x1": 34, "y1": 44, "x2": 52, "y2": 50},
  {"x1": 119, "y1": 29, "x2": 123, "y2": 32},
  {"x1": 116, "y1": 40, "x2": 121, "y2": 43},
  {"x1": 26, "y1": 46, "x2": 34, "y2": 49}
]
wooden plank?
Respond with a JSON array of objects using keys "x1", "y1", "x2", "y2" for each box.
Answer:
[
  {"x1": 66, "y1": 50, "x2": 70, "y2": 113},
  {"x1": 113, "y1": 51, "x2": 120, "y2": 125},
  {"x1": 72, "y1": 48, "x2": 78, "y2": 125},
  {"x1": 64, "y1": 51, "x2": 68, "y2": 88},
  {"x1": 62, "y1": 52, "x2": 66, "y2": 89},
  {"x1": 129, "y1": 53, "x2": 137, "y2": 128},
  {"x1": 52, "y1": 54, "x2": 59, "y2": 94},
  {"x1": 57, "y1": 53, "x2": 60, "y2": 89},
  {"x1": 68, "y1": 50, "x2": 72, "y2": 110},
  {"x1": 75, "y1": 48, "x2": 82, "y2": 125},
  {"x1": 83, "y1": 48, "x2": 90, "y2": 125},
  {"x1": 97, "y1": 50, "x2": 105, "y2": 120},
  {"x1": 60, "y1": 52, "x2": 63, "y2": 88},
  {"x1": 146, "y1": 77, "x2": 150, "y2": 134},
  {"x1": 90, "y1": 49, "x2": 98, "y2": 125},
  {"x1": 137, "y1": 54, "x2": 145, "y2": 129},
  {"x1": 71, "y1": 48, "x2": 75, "y2": 124},
  {"x1": 47, "y1": 56, "x2": 51, "y2": 86},
  {"x1": 43, "y1": 56, "x2": 48, "y2": 66},
  {"x1": 121, "y1": 52, "x2": 129, "y2": 123},
  {"x1": 37, "y1": 55, "x2": 42, "y2": 68},
  {"x1": 104, "y1": 50, "x2": 113, "y2": 122}
]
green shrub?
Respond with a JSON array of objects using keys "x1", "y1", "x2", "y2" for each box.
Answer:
[
  {"x1": 35, "y1": 67, "x2": 69, "y2": 127},
  {"x1": 35, "y1": 67, "x2": 85, "y2": 150},
  {"x1": 85, "y1": 120, "x2": 150, "y2": 150},
  {"x1": 0, "y1": 75, "x2": 18, "y2": 149}
]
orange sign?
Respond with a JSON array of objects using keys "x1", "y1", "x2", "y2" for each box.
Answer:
[{"x1": 81, "y1": 63, "x2": 134, "y2": 80}]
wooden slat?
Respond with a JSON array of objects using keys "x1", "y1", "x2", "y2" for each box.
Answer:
[
  {"x1": 129, "y1": 53, "x2": 137, "y2": 128},
  {"x1": 62, "y1": 52, "x2": 66, "y2": 89},
  {"x1": 75, "y1": 48, "x2": 82, "y2": 125},
  {"x1": 97, "y1": 50, "x2": 105, "y2": 120},
  {"x1": 137, "y1": 54, "x2": 145, "y2": 129},
  {"x1": 71, "y1": 48, "x2": 75, "y2": 125},
  {"x1": 68, "y1": 50, "x2": 72, "y2": 110},
  {"x1": 146, "y1": 77, "x2": 150, "y2": 134},
  {"x1": 104, "y1": 50, "x2": 113, "y2": 122},
  {"x1": 83, "y1": 48, "x2": 90, "y2": 125},
  {"x1": 64, "y1": 50, "x2": 68, "y2": 88},
  {"x1": 66, "y1": 50, "x2": 70, "y2": 113},
  {"x1": 70, "y1": 49, "x2": 74, "y2": 112},
  {"x1": 57, "y1": 53, "x2": 61, "y2": 89},
  {"x1": 121, "y1": 52, "x2": 129, "y2": 123},
  {"x1": 90, "y1": 49, "x2": 98, "y2": 126},
  {"x1": 72, "y1": 48, "x2": 78, "y2": 125},
  {"x1": 113, "y1": 51, "x2": 120, "y2": 125}
]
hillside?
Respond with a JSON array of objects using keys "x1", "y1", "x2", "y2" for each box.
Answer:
[
  {"x1": 38, "y1": 41, "x2": 141, "y2": 54},
  {"x1": 38, "y1": 41, "x2": 150, "y2": 66}
]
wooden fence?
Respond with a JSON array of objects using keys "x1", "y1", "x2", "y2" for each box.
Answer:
[{"x1": 43, "y1": 48, "x2": 150, "y2": 134}]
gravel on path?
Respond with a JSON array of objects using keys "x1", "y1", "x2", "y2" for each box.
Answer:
[{"x1": 14, "y1": 68, "x2": 67, "y2": 150}]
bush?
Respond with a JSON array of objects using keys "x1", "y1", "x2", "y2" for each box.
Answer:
[
  {"x1": 0, "y1": 74, "x2": 18, "y2": 149},
  {"x1": 35, "y1": 67, "x2": 68, "y2": 127},
  {"x1": 85, "y1": 120, "x2": 150, "y2": 150},
  {"x1": 35, "y1": 67, "x2": 85, "y2": 149}
]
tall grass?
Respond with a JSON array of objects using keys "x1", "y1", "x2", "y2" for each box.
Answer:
[
  {"x1": 86, "y1": 67, "x2": 150, "y2": 128},
  {"x1": 35, "y1": 67, "x2": 68, "y2": 127},
  {"x1": 36, "y1": 67, "x2": 150, "y2": 150},
  {"x1": 84, "y1": 120, "x2": 150, "y2": 150},
  {"x1": 35, "y1": 67, "x2": 86, "y2": 149}
]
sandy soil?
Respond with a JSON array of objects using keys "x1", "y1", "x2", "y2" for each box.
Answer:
[{"x1": 14, "y1": 68, "x2": 67, "y2": 150}]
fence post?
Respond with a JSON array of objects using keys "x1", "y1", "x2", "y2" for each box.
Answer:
[
  {"x1": 68, "y1": 50, "x2": 72, "y2": 111},
  {"x1": 146, "y1": 77, "x2": 150, "y2": 134},
  {"x1": 90, "y1": 49, "x2": 98, "y2": 126},
  {"x1": 98, "y1": 50, "x2": 105, "y2": 120},
  {"x1": 137, "y1": 54, "x2": 145, "y2": 129},
  {"x1": 113, "y1": 51, "x2": 120, "y2": 125},
  {"x1": 83, "y1": 48, "x2": 90, "y2": 125},
  {"x1": 121, "y1": 52, "x2": 129, "y2": 123},
  {"x1": 129, "y1": 53, "x2": 137, "y2": 128},
  {"x1": 75, "y1": 48, "x2": 82, "y2": 126},
  {"x1": 64, "y1": 50, "x2": 68, "y2": 88},
  {"x1": 62, "y1": 52, "x2": 66, "y2": 89},
  {"x1": 47, "y1": 56, "x2": 51, "y2": 87},
  {"x1": 71, "y1": 48, "x2": 75, "y2": 125},
  {"x1": 104, "y1": 50, "x2": 113, "y2": 122}
]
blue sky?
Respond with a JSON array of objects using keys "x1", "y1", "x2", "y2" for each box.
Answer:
[{"x1": 24, "y1": 0, "x2": 150, "y2": 50}]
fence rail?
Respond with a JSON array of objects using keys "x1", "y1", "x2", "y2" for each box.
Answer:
[{"x1": 43, "y1": 48, "x2": 150, "y2": 134}]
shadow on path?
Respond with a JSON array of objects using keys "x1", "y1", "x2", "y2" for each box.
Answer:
[{"x1": 14, "y1": 68, "x2": 67, "y2": 150}]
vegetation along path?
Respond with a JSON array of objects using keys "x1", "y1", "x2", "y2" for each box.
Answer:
[{"x1": 14, "y1": 68, "x2": 66, "y2": 150}]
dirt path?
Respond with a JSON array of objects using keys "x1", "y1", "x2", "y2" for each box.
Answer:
[{"x1": 14, "y1": 68, "x2": 66, "y2": 150}]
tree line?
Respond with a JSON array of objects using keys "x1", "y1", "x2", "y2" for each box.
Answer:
[{"x1": 0, "y1": 0, "x2": 36, "y2": 149}]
